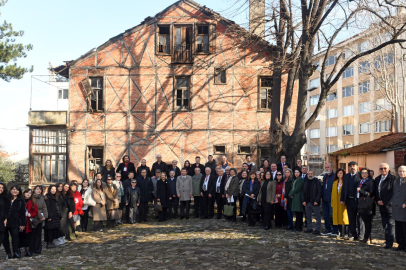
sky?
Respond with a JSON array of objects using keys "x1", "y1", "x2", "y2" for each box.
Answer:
[{"x1": 0, "y1": 0, "x2": 248, "y2": 154}]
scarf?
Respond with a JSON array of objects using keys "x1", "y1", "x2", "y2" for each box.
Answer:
[{"x1": 281, "y1": 177, "x2": 288, "y2": 210}]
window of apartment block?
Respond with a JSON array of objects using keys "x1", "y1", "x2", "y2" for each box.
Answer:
[
  {"x1": 196, "y1": 25, "x2": 209, "y2": 53},
  {"x1": 342, "y1": 86, "x2": 354, "y2": 98},
  {"x1": 375, "y1": 120, "x2": 391, "y2": 133},
  {"x1": 87, "y1": 146, "x2": 103, "y2": 180},
  {"x1": 343, "y1": 49, "x2": 354, "y2": 60},
  {"x1": 157, "y1": 25, "x2": 171, "y2": 53},
  {"x1": 310, "y1": 129, "x2": 320, "y2": 139},
  {"x1": 327, "y1": 145, "x2": 338, "y2": 153},
  {"x1": 326, "y1": 55, "x2": 336, "y2": 66},
  {"x1": 376, "y1": 53, "x2": 394, "y2": 68},
  {"x1": 214, "y1": 145, "x2": 226, "y2": 154},
  {"x1": 326, "y1": 126, "x2": 337, "y2": 137},
  {"x1": 174, "y1": 77, "x2": 190, "y2": 110},
  {"x1": 214, "y1": 68, "x2": 226, "y2": 84},
  {"x1": 58, "y1": 89, "x2": 68, "y2": 100},
  {"x1": 238, "y1": 146, "x2": 251, "y2": 155},
  {"x1": 326, "y1": 73, "x2": 337, "y2": 81},
  {"x1": 375, "y1": 98, "x2": 392, "y2": 111},
  {"x1": 32, "y1": 129, "x2": 67, "y2": 183},
  {"x1": 309, "y1": 145, "x2": 320, "y2": 154},
  {"x1": 359, "y1": 81, "x2": 370, "y2": 94},
  {"x1": 89, "y1": 77, "x2": 103, "y2": 111},
  {"x1": 326, "y1": 92, "x2": 337, "y2": 101},
  {"x1": 359, "y1": 61, "x2": 370, "y2": 74},
  {"x1": 343, "y1": 124, "x2": 354, "y2": 135},
  {"x1": 343, "y1": 105, "x2": 354, "y2": 116},
  {"x1": 310, "y1": 94, "x2": 319, "y2": 106},
  {"x1": 326, "y1": 108, "x2": 337, "y2": 119},
  {"x1": 375, "y1": 74, "x2": 394, "y2": 91},
  {"x1": 309, "y1": 78, "x2": 320, "y2": 89},
  {"x1": 343, "y1": 144, "x2": 353, "y2": 149},
  {"x1": 359, "y1": 102, "x2": 370, "y2": 114},
  {"x1": 342, "y1": 67, "x2": 354, "y2": 79},
  {"x1": 358, "y1": 41, "x2": 369, "y2": 52},
  {"x1": 359, "y1": 122, "x2": 371, "y2": 134},
  {"x1": 260, "y1": 77, "x2": 272, "y2": 110}
]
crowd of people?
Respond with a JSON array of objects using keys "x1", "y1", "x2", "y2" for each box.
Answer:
[{"x1": 0, "y1": 153, "x2": 405, "y2": 259}]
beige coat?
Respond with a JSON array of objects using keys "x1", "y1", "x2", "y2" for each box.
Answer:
[
  {"x1": 33, "y1": 194, "x2": 49, "y2": 219},
  {"x1": 176, "y1": 175, "x2": 193, "y2": 201},
  {"x1": 258, "y1": 180, "x2": 276, "y2": 204},
  {"x1": 92, "y1": 188, "x2": 107, "y2": 221},
  {"x1": 104, "y1": 184, "x2": 119, "y2": 210}
]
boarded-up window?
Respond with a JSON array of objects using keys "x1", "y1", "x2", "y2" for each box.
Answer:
[
  {"x1": 158, "y1": 26, "x2": 171, "y2": 54},
  {"x1": 174, "y1": 77, "x2": 190, "y2": 110},
  {"x1": 260, "y1": 77, "x2": 272, "y2": 110},
  {"x1": 214, "y1": 68, "x2": 226, "y2": 84},
  {"x1": 90, "y1": 77, "x2": 103, "y2": 111}
]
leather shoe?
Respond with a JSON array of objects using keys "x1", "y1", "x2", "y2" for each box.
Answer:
[
  {"x1": 13, "y1": 252, "x2": 22, "y2": 259},
  {"x1": 384, "y1": 245, "x2": 392, "y2": 249},
  {"x1": 6, "y1": 253, "x2": 12, "y2": 259},
  {"x1": 25, "y1": 251, "x2": 33, "y2": 257},
  {"x1": 264, "y1": 226, "x2": 269, "y2": 230},
  {"x1": 395, "y1": 246, "x2": 405, "y2": 251}
]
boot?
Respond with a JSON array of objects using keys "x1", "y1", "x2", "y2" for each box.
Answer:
[
  {"x1": 6, "y1": 253, "x2": 12, "y2": 259},
  {"x1": 25, "y1": 247, "x2": 32, "y2": 257},
  {"x1": 13, "y1": 251, "x2": 22, "y2": 259}
]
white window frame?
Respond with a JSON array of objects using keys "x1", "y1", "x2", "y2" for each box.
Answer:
[
  {"x1": 309, "y1": 78, "x2": 320, "y2": 89},
  {"x1": 374, "y1": 120, "x2": 391, "y2": 133},
  {"x1": 343, "y1": 124, "x2": 354, "y2": 136},
  {"x1": 310, "y1": 95, "x2": 319, "y2": 106},
  {"x1": 326, "y1": 126, "x2": 338, "y2": 137},
  {"x1": 342, "y1": 86, "x2": 354, "y2": 98},
  {"x1": 343, "y1": 105, "x2": 354, "y2": 116},
  {"x1": 359, "y1": 122, "x2": 371, "y2": 134},
  {"x1": 326, "y1": 108, "x2": 337, "y2": 119},
  {"x1": 310, "y1": 129, "x2": 320, "y2": 139},
  {"x1": 359, "y1": 102, "x2": 370, "y2": 114}
]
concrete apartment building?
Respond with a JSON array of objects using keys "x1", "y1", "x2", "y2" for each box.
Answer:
[{"x1": 306, "y1": 31, "x2": 397, "y2": 173}]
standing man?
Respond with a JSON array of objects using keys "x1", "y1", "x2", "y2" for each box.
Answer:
[
  {"x1": 191, "y1": 156, "x2": 205, "y2": 177},
  {"x1": 340, "y1": 161, "x2": 361, "y2": 240},
  {"x1": 237, "y1": 163, "x2": 249, "y2": 179},
  {"x1": 392, "y1": 166, "x2": 406, "y2": 251},
  {"x1": 214, "y1": 166, "x2": 226, "y2": 219},
  {"x1": 123, "y1": 172, "x2": 135, "y2": 223},
  {"x1": 218, "y1": 156, "x2": 233, "y2": 171},
  {"x1": 192, "y1": 167, "x2": 203, "y2": 218},
  {"x1": 151, "y1": 169, "x2": 161, "y2": 219},
  {"x1": 321, "y1": 163, "x2": 335, "y2": 236},
  {"x1": 375, "y1": 163, "x2": 396, "y2": 249},
  {"x1": 246, "y1": 155, "x2": 256, "y2": 173},
  {"x1": 301, "y1": 166, "x2": 308, "y2": 182},
  {"x1": 137, "y1": 159, "x2": 151, "y2": 178},
  {"x1": 293, "y1": 159, "x2": 303, "y2": 173},
  {"x1": 151, "y1": 154, "x2": 168, "y2": 177},
  {"x1": 167, "y1": 160, "x2": 181, "y2": 179},
  {"x1": 176, "y1": 168, "x2": 193, "y2": 219},
  {"x1": 270, "y1": 163, "x2": 278, "y2": 180},
  {"x1": 302, "y1": 171, "x2": 323, "y2": 235},
  {"x1": 137, "y1": 169, "x2": 154, "y2": 222},
  {"x1": 205, "y1": 155, "x2": 217, "y2": 175},
  {"x1": 277, "y1": 155, "x2": 291, "y2": 172},
  {"x1": 200, "y1": 167, "x2": 216, "y2": 219},
  {"x1": 116, "y1": 155, "x2": 135, "y2": 181},
  {"x1": 113, "y1": 173, "x2": 124, "y2": 225},
  {"x1": 167, "y1": 171, "x2": 179, "y2": 219}
]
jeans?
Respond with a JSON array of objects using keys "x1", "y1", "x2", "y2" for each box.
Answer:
[
  {"x1": 322, "y1": 201, "x2": 332, "y2": 232},
  {"x1": 379, "y1": 208, "x2": 394, "y2": 246},
  {"x1": 287, "y1": 209, "x2": 294, "y2": 229},
  {"x1": 305, "y1": 204, "x2": 321, "y2": 231},
  {"x1": 129, "y1": 207, "x2": 137, "y2": 223}
]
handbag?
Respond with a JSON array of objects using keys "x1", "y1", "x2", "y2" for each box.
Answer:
[
  {"x1": 108, "y1": 209, "x2": 120, "y2": 220},
  {"x1": 358, "y1": 195, "x2": 374, "y2": 211},
  {"x1": 154, "y1": 202, "x2": 163, "y2": 212},
  {"x1": 84, "y1": 192, "x2": 96, "y2": 207},
  {"x1": 223, "y1": 203, "x2": 234, "y2": 216},
  {"x1": 251, "y1": 199, "x2": 258, "y2": 210},
  {"x1": 29, "y1": 216, "x2": 42, "y2": 229}
]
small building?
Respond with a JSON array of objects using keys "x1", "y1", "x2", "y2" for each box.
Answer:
[{"x1": 330, "y1": 133, "x2": 406, "y2": 174}]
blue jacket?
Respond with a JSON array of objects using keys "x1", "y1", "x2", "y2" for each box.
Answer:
[{"x1": 322, "y1": 172, "x2": 335, "y2": 202}]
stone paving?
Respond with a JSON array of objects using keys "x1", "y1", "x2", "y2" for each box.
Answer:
[{"x1": 0, "y1": 214, "x2": 405, "y2": 270}]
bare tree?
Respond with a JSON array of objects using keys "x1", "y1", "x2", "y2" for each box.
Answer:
[{"x1": 230, "y1": 0, "x2": 406, "y2": 165}]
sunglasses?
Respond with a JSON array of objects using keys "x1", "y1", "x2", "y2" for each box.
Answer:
[
  {"x1": 379, "y1": 168, "x2": 388, "y2": 170},
  {"x1": 131, "y1": 182, "x2": 137, "y2": 184},
  {"x1": 276, "y1": 174, "x2": 282, "y2": 176},
  {"x1": 361, "y1": 172, "x2": 368, "y2": 174}
]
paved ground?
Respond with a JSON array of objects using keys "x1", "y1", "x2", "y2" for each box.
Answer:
[{"x1": 0, "y1": 214, "x2": 405, "y2": 270}]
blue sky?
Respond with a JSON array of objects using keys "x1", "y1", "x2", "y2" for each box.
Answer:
[{"x1": 0, "y1": 0, "x2": 248, "y2": 154}]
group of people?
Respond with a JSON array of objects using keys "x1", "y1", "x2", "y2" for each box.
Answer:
[{"x1": 1, "y1": 153, "x2": 405, "y2": 260}]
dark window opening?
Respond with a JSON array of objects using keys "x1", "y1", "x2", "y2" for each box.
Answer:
[
  {"x1": 260, "y1": 77, "x2": 273, "y2": 110},
  {"x1": 214, "y1": 68, "x2": 226, "y2": 84},
  {"x1": 88, "y1": 146, "x2": 103, "y2": 180},
  {"x1": 197, "y1": 26, "x2": 209, "y2": 52},
  {"x1": 90, "y1": 77, "x2": 103, "y2": 111},
  {"x1": 158, "y1": 26, "x2": 171, "y2": 53},
  {"x1": 174, "y1": 77, "x2": 190, "y2": 110},
  {"x1": 214, "y1": 145, "x2": 226, "y2": 154},
  {"x1": 239, "y1": 146, "x2": 251, "y2": 154},
  {"x1": 259, "y1": 147, "x2": 271, "y2": 164}
]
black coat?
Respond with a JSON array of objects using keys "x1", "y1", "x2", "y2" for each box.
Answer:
[
  {"x1": 122, "y1": 178, "x2": 134, "y2": 195},
  {"x1": 5, "y1": 197, "x2": 25, "y2": 229},
  {"x1": 100, "y1": 166, "x2": 116, "y2": 182},
  {"x1": 125, "y1": 186, "x2": 140, "y2": 208},
  {"x1": 167, "y1": 177, "x2": 179, "y2": 204},
  {"x1": 341, "y1": 172, "x2": 361, "y2": 204},
  {"x1": 137, "y1": 176, "x2": 154, "y2": 202},
  {"x1": 0, "y1": 196, "x2": 9, "y2": 232},
  {"x1": 359, "y1": 178, "x2": 375, "y2": 215},
  {"x1": 204, "y1": 161, "x2": 217, "y2": 175},
  {"x1": 167, "y1": 166, "x2": 181, "y2": 178},
  {"x1": 301, "y1": 178, "x2": 322, "y2": 204},
  {"x1": 151, "y1": 162, "x2": 168, "y2": 177},
  {"x1": 62, "y1": 193, "x2": 75, "y2": 214},
  {"x1": 284, "y1": 177, "x2": 294, "y2": 209},
  {"x1": 191, "y1": 163, "x2": 205, "y2": 176},
  {"x1": 44, "y1": 193, "x2": 62, "y2": 229},
  {"x1": 277, "y1": 162, "x2": 291, "y2": 172},
  {"x1": 213, "y1": 174, "x2": 226, "y2": 195},
  {"x1": 242, "y1": 179, "x2": 261, "y2": 199},
  {"x1": 157, "y1": 180, "x2": 170, "y2": 208},
  {"x1": 116, "y1": 162, "x2": 136, "y2": 180},
  {"x1": 137, "y1": 165, "x2": 151, "y2": 178},
  {"x1": 374, "y1": 172, "x2": 396, "y2": 214},
  {"x1": 200, "y1": 174, "x2": 217, "y2": 197}
]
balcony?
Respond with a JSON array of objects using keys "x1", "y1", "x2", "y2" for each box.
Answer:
[
  {"x1": 28, "y1": 111, "x2": 67, "y2": 126},
  {"x1": 172, "y1": 44, "x2": 192, "y2": 63}
]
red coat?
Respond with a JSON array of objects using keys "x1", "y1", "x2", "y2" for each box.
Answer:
[
  {"x1": 25, "y1": 200, "x2": 38, "y2": 233},
  {"x1": 72, "y1": 191, "x2": 84, "y2": 215}
]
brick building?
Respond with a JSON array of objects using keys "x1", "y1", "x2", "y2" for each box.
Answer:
[{"x1": 47, "y1": 0, "x2": 295, "y2": 183}]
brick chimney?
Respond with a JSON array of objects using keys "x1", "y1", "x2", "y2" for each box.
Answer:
[{"x1": 249, "y1": 0, "x2": 265, "y2": 38}]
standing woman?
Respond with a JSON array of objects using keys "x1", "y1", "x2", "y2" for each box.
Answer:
[
  {"x1": 3, "y1": 185, "x2": 25, "y2": 259},
  {"x1": 256, "y1": 172, "x2": 262, "y2": 182},
  {"x1": 44, "y1": 185, "x2": 61, "y2": 248},
  {"x1": 284, "y1": 169, "x2": 294, "y2": 230},
  {"x1": 19, "y1": 189, "x2": 36, "y2": 257},
  {"x1": 61, "y1": 183, "x2": 75, "y2": 241},
  {"x1": 261, "y1": 160, "x2": 271, "y2": 173},
  {"x1": 225, "y1": 168, "x2": 240, "y2": 222},
  {"x1": 289, "y1": 169, "x2": 304, "y2": 232},
  {"x1": 105, "y1": 176, "x2": 119, "y2": 227},
  {"x1": 331, "y1": 169, "x2": 349, "y2": 238},
  {"x1": 0, "y1": 183, "x2": 8, "y2": 252},
  {"x1": 101, "y1": 159, "x2": 116, "y2": 183},
  {"x1": 71, "y1": 183, "x2": 83, "y2": 232},
  {"x1": 80, "y1": 179, "x2": 92, "y2": 232},
  {"x1": 258, "y1": 171, "x2": 276, "y2": 230},
  {"x1": 274, "y1": 171, "x2": 287, "y2": 228},
  {"x1": 92, "y1": 179, "x2": 107, "y2": 231},
  {"x1": 238, "y1": 170, "x2": 248, "y2": 220},
  {"x1": 184, "y1": 160, "x2": 193, "y2": 176},
  {"x1": 242, "y1": 171, "x2": 260, "y2": 226},
  {"x1": 357, "y1": 168, "x2": 375, "y2": 244},
  {"x1": 157, "y1": 172, "x2": 170, "y2": 222},
  {"x1": 54, "y1": 183, "x2": 66, "y2": 245},
  {"x1": 31, "y1": 185, "x2": 48, "y2": 254}
]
